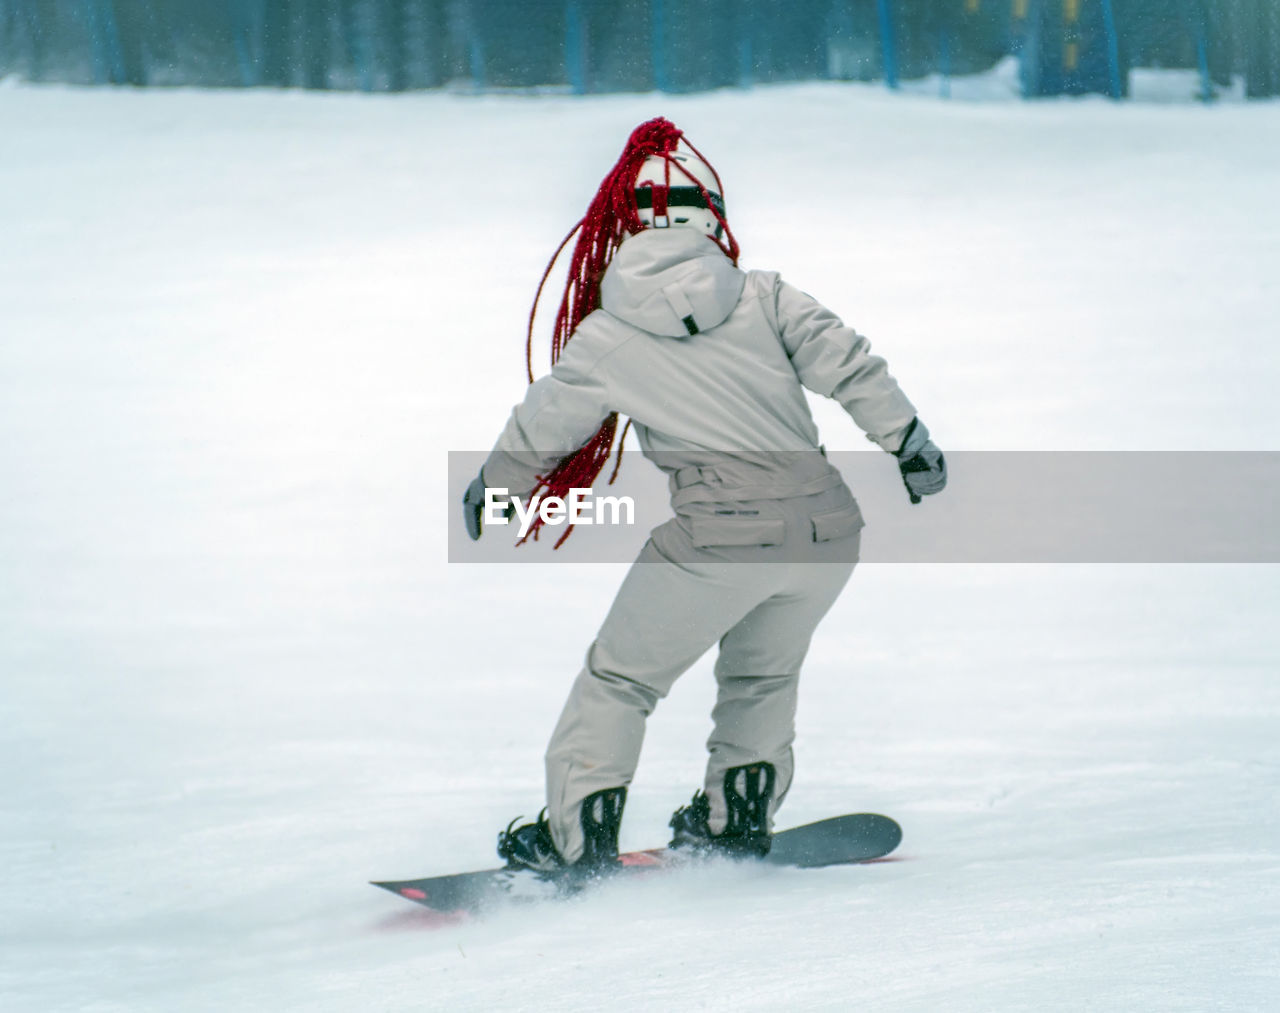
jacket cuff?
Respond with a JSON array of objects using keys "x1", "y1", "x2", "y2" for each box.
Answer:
[
  {"x1": 479, "y1": 448, "x2": 547, "y2": 501},
  {"x1": 867, "y1": 417, "x2": 917, "y2": 455}
]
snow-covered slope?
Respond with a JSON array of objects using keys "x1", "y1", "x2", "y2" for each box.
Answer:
[{"x1": 1, "y1": 81, "x2": 1277, "y2": 1011}]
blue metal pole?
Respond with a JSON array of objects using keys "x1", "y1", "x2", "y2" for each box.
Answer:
[
  {"x1": 1099, "y1": 0, "x2": 1123, "y2": 99},
  {"x1": 355, "y1": 2, "x2": 377, "y2": 92},
  {"x1": 875, "y1": 0, "x2": 899, "y2": 90},
  {"x1": 100, "y1": 0, "x2": 127, "y2": 82},
  {"x1": 1187, "y1": 1, "x2": 1213, "y2": 102},
  {"x1": 1018, "y1": 0, "x2": 1039, "y2": 97},
  {"x1": 84, "y1": 0, "x2": 128, "y2": 83},
  {"x1": 229, "y1": 0, "x2": 258, "y2": 87},
  {"x1": 84, "y1": 0, "x2": 109, "y2": 83},
  {"x1": 1194, "y1": 34, "x2": 1211, "y2": 101},
  {"x1": 565, "y1": 0, "x2": 585, "y2": 95}
]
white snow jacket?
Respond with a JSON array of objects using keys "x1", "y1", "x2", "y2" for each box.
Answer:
[{"x1": 483, "y1": 228, "x2": 916, "y2": 506}]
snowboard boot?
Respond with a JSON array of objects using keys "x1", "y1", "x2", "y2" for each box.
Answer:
[
  {"x1": 668, "y1": 762, "x2": 776, "y2": 859},
  {"x1": 497, "y1": 786, "x2": 627, "y2": 880}
]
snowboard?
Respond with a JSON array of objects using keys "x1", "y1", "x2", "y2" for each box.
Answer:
[{"x1": 373, "y1": 813, "x2": 901, "y2": 915}]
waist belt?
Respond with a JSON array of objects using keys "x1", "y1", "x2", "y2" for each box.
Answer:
[{"x1": 669, "y1": 465, "x2": 844, "y2": 507}]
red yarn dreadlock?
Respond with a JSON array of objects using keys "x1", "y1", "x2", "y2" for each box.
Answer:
[{"x1": 520, "y1": 117, "x2": 738, "y2": 548}]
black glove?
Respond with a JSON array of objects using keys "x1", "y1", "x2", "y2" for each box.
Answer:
[
  {"x1": 462, "y1": 472, "x2": 487, "y2": 541},
  {"x1": 894, "y1": 418, "x2": 946, "y2": 504}
]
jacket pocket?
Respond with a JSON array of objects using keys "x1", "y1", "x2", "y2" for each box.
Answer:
[
  {"x1": 690, "y1": 516, "x2": 786, "y2": 548},
  {"x1": 810, "y1": 504, "x2": 864, "y2": 543}
]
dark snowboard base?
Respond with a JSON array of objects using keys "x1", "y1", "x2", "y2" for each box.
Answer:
[{"x1": 373, "y1": 813, "x2": 901, "y2": 915}]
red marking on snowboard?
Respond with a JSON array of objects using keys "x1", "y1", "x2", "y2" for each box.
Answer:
[
  {"x1": 619, "y1": 850, "x2": 665, "y2": 867},
  {"x1": 400, "y1": 887, "x2": 428, "y2": 900}
]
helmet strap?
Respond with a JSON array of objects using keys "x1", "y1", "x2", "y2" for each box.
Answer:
[{"x1": 637, "y1": 180, "x2": 670, "y2": 228}]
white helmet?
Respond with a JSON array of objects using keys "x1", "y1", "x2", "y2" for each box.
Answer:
[{"x1": 634, "y1": 150, "x2": 725, "y2": 237}]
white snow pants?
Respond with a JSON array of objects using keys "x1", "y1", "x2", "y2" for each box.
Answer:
[{"x1": 544, "y1": 482, "x2": 862, "y2": 862}]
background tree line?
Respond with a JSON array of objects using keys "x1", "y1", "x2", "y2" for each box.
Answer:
[{"x1": 0, "y1": 1, "x2": 1276, "y2": 98}]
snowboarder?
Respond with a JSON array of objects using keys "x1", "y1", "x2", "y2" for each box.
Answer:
[{"x1": 462, "y1": 117, "x2": 944, "y2": 878}]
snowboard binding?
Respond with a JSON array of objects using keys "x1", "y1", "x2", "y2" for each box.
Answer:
[
  {"x1": 497, "y1": 786, "x2": 627, "y2": 881},
  {"x1": 669, "y1": 762, "x2": 776, "y2": 858}
]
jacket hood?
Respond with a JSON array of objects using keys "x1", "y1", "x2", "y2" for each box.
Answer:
[{"x1": 599, "y1": 229, "x2": 745, "y2": 338}]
